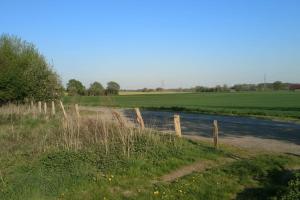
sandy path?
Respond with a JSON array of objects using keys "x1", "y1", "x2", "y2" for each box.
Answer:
[{"x1": 160, "y1": 157, "x2": 235, "y2": 182}]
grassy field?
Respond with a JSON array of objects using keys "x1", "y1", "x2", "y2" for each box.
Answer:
[
  {"x1": 64, "y1": 91, "x2": 300, "y2": 120},
  {"x1": 119, "y1": 91, "x2": 189, "y2": 95},
  {"x1": 0, "y1": 104, "x2": 299, "y2": 199}
]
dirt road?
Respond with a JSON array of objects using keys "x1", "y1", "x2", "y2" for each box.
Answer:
[
  {"x1": 80, "y1": 106, "x2": 300, "y2": 155},
  {"x1": 124, "y1": 110, "x2": 300, "y2": 155}
]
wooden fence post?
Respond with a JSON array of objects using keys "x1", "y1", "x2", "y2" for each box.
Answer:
[
  {"x1": 38, "y1": 101, "x2": 42, "y2": 114},
  {"x1": 112, "y1": 110, "x2": 125, "y2": 127},
  {"x1": 44, "y1": 102, "x2": 47, "y2": 114},
  {"x1": 135, "y1": 108, "x2": 145, "y2": 129},
  {"x1": 213, "y1": 120, "x2": 219, "y2": 149},
  {"x1": 59, "y1": 100, "x2": 68, "y2": 120},
  {"x1": 174, "y1": 114, "x2": 182, "y2": 137},
  {"x1": 31, "y1": 101, "x2": 36, "y2": 116},
  {"x1": 75, "y1": 104, "x2": 80, "y2": 119},
  {"x1": 51, "y1": 101, "x2": 55, "y2": 116}
]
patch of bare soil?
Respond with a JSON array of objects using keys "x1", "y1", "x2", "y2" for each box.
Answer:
[
  {"x1": 185, "y1": 135, "x2": 300, "y2": 156},
  {"x1": 78, "y1": 106, "x2": 135, "y2": 127},
  {"x1": 160, "y1": 157, "x2": 235, "y2": 182}
]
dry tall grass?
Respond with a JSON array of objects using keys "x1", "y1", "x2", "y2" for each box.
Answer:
[{"x1": 0, "y1": 102, "x2": 172, "y2": 158}]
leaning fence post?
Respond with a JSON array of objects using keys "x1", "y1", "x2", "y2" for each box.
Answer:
[
  {"x1": 38, "y1": 101, "x2": 42, "y2": 114},
  {"x1": 174, "y1": 114, "x2": 182, "y2": 137},
  {"x1": 112, "y1": 110, "x2": 125, "y2": 127},
  {"x1": 51, "y1": 101, "x2": 55, "y2": 116},
  {"x1": 135, "y1": 108, "x2": 145, "y2": 129},
  {"x1": 213, "y1": 120, "x2": 219, "y2": 149},
  {"x1": 59, "y1": 100, "x2": 68, "y2": 120}
]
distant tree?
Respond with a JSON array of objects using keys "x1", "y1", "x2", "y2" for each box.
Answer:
[
  {"x1": 215, "y1": 85, "x2": 222, "y2": 92},
  {"x1": 156, "y1": 87, "x2": 163, "y2": 92},
  {"x1": 232, "y1": 84, "x2": 256, "y2": 91},
  {"x1": 106, "y1": 81, "x2": 120, "y2": 95},
  {"x1": 195, "y1": 86, "x2": 205, "y2": 92},
  {"x1": 272, "y1": 81, "x2": 285, "y2": 90},
  {"x1": 0, "y1": 34, "x2": 62, "y2": 104},
  {"x1": 88, "y1": 81, "x2": 104, "y2": 96},
  {"x1": 222, "y1": 84, "x2": 230, "y2": 92},
  {"x1": 142, "y1": 88, "x2": 148, "y2": 92},
  {"x1": 67, "y1": 79, "x2": 86, "y2": 96}
]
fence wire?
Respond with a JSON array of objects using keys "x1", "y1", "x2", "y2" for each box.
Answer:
[{"x1": 123, "y1": 109, "x2": 215, "y2": 137}]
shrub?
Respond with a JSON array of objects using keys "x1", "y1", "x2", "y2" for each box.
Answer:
[
  {"x1": 0, "y1": 34, "x2": 62, "y2": 104},
  {"x1": 279, "y1": 172, "x2": 300, "y2": 200}
]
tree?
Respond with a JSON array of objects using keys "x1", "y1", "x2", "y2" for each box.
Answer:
[
  {"x1": 142, "y1": 88, "x2": 148, "y2": 92},
  {"x1": 106, "y1": 81, "x2": 120, "y2": 95},
  {"x1": 156, "y1": 87, "x2": 163, "y2": 92},
  {"x1": 272, "y1": 81, "x2": 287, "y2": 90},
  {"x1": 0, "y1": 34, "x2": 62, "y2": 104},
  {"x1": 67, "y1": 79, "x2": 86, "y2": 96},
  {"x1": 88, "y1": 82, "x2": 104, "y2": 96}
]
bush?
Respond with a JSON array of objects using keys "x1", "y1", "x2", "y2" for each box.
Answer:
[
  {"x1": 0, "y1": 34, "x2": 62, "y2": 104},
  {"x1": 279, "y1": 172, "x2": 300, "y2": 200}
]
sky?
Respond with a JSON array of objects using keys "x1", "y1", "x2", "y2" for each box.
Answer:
[{"x1": 1, "y1": 0, "x2": 300, "y2": 89}]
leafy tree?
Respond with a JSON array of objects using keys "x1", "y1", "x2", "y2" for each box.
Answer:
[
  {"x1": 272, "y1": 81, "x2": 288, "y2": 90},
  {"x1": 142, "y1": 88, "x2": 149, "y2": 92},
  {"x1": 0, "y1": 34, "x2": 62, "y2": 104},
  {"x1": 156, "y1": 87, "x2": 163, "y2": 92},
  {"x1": 88, "y1": 81, "x2": 104, "y2": 96},
  {"x1": 66, "y1": 79, "x2": 86, "y2": 96},
  {"x1": 106, "y1": 81, "x2": 120, "y2": 95}
]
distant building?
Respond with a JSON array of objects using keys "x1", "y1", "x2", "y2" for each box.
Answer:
[{"x1": 289, "y1": 84, "x2": 300, "y2": 91}]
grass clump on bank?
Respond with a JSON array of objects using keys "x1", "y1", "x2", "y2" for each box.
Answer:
[{"x1": 0, "y1": 104, "x2": 228, "y2": 199}]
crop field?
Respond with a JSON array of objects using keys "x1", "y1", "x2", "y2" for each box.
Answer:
[
  {"x1": 119, "y1": 91, "x2": 189, "y2": 95},
  {"x1": 64, "y1": 91, "x2": 300, "y2": 120}
]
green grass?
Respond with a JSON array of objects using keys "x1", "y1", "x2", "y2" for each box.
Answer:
[
  {"x1": 1, "y1": 106, "x2": 300, "y2": 199},
  {"x1": 0, "y1": 114, "x2": 229, "y2": 199},
  {"x1": 63, "y1": 91, "x2": 300, "y2": 120},
  {"x1": 135, "y1": 155, "x2": 300, "y2": 200}
]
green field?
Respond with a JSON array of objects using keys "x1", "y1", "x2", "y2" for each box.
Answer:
[{"x1": 64, "y1": 91, "x2": 300, "y2": 120}]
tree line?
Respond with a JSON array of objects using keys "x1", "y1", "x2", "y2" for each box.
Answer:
[
  {"x1": 134, "y1": 81, "x2": 300, "y2": 93},
  {"x1": 66, "y1": 79, "x2": 120, "y2": 96},
  {"x1": 0, "y1": 34, "x2": 120, "y2": 104},
  {"x1": 193, "y1": 81, "x2": 299, "y2": 92}
]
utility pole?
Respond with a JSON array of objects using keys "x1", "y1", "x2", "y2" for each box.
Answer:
[{"x1": 263, "y1": 73, "x2": 266, "y2": 91}]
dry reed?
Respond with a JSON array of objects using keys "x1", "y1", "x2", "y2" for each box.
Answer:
[{"x1": 0, "y1": 102, "x2": 168, "y2": 158}]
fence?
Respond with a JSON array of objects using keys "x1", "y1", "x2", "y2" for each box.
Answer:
[{"x1": 5, "y1": 101, "x2": 220, "y2": 149}]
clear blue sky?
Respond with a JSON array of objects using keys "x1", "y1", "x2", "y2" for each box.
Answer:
[{"x1": 1, "y1": 0, "x2": 300, "y2": 89}]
